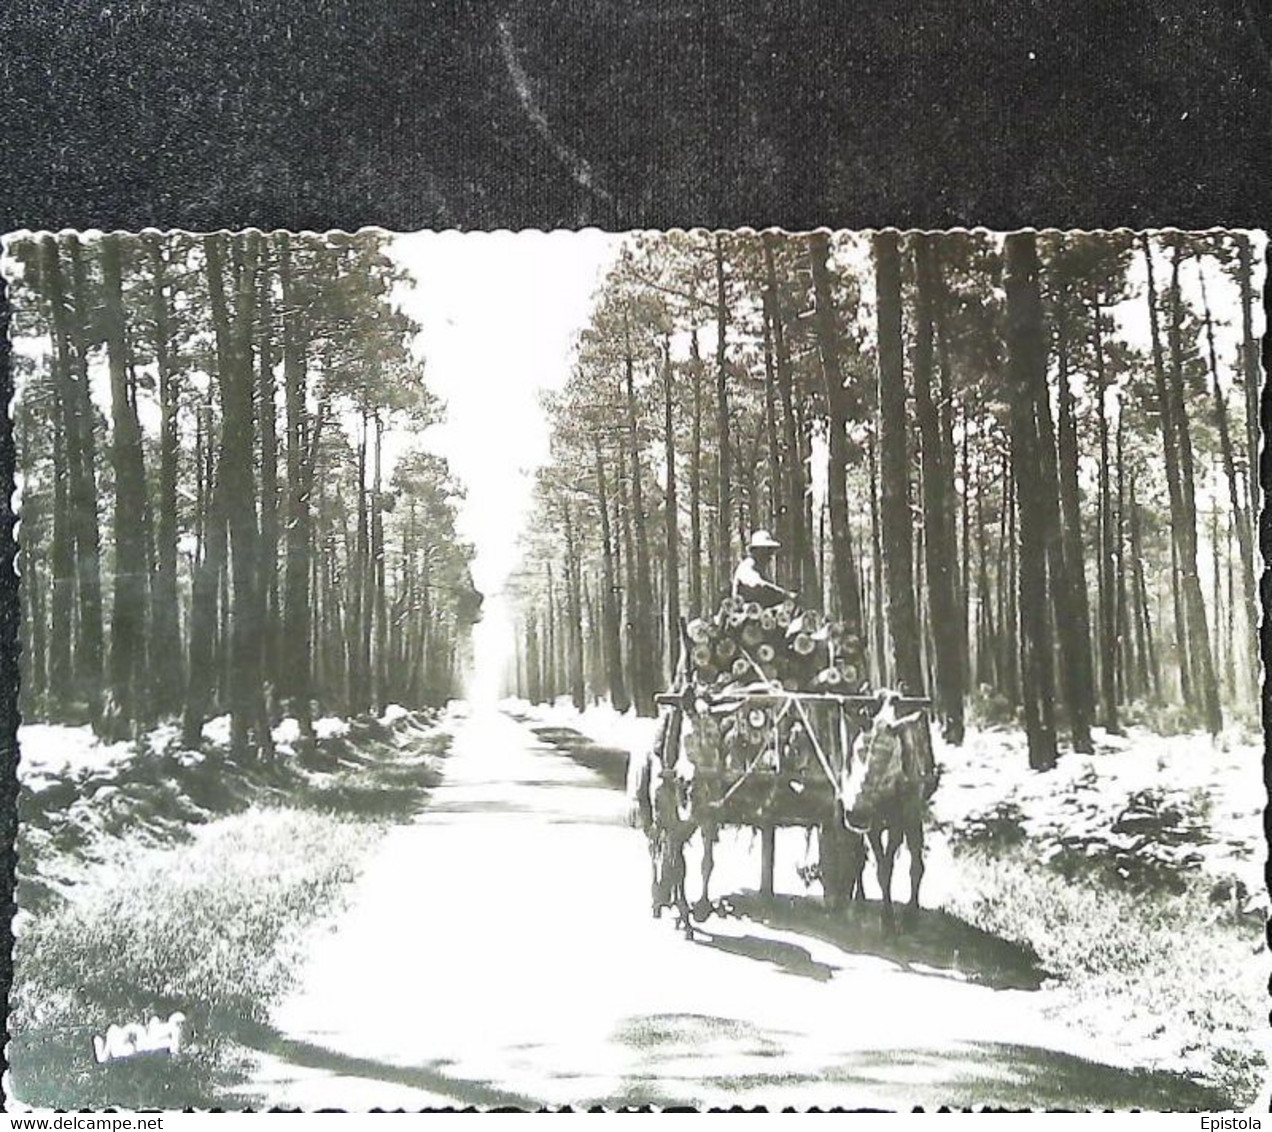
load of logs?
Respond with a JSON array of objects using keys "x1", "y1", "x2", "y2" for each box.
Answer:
[{"x1": 684, "y1": 596, "x2": 864, "y2": 695}]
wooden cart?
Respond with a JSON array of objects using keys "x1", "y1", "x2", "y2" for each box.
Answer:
[{"x1": 641, "y1": 684, "x2": 931, "y2": 927}]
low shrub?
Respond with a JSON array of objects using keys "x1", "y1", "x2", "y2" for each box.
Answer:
[
  {"x1": 1033, "y1": 784, "x2": 1212, "y2": 894},
  {"x1": 944, "y1": 845, "x2": 1267, "y2": 1106},
  {"x1": 11, "y1": 708, "x2": 448, "y2": 1108},
  {"x1": 947, "y1": 757, "x2": 1231, "y2": 898},
  {"x1": 946, "y1": 799, "x2": 1029, "y2": 849},
  {"x1": 18, "y1": 712, "x2": 447, "y2": 912},
  {"x1": 10, "y1": 808, "x2": 375, "y2": 1108}
]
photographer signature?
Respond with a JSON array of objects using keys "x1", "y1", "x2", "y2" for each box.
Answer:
[{"x1": 93, "y1": 1012, "x2": 186, "y2": 1064}]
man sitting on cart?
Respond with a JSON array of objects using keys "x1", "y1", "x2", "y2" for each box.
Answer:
[{"x1": 732, "y1": 530, "x2": 797, "y2": 609}]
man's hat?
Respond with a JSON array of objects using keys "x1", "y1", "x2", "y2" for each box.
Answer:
[{"x1": 748, "y1": 529, "x2": 781, "y2": 549}]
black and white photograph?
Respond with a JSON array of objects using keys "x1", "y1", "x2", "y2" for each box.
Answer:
[{"x1": 1, "y1": 227, "x2": 1265, "y2": 1110}]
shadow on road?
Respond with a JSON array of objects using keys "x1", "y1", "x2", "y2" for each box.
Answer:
[
  {"x1": 724, "y1": 893, "x2": 1047, "y2": 992},
  {"x1": 230, "y1": 1020, "x2": 542, "y2": 1110},
  {"x1": 291, "y1": 723, "x2": 451, "y2": 821},
  {"x1": 530, "y1": 726, "x2": 631, "y2": 791},
  {"x1": 691, "y1": 931, "x2": 836, "y2": 983},
  {"x1": 588, "y1": 1013, "x2": 1232, "y2": 1109},
  {"x1": 230, "y1": 1011, "x2": 1233, "y2": 1111},
  {"x1": 701, "y1": 1042, "x2": 1232, "y2": 1110}
]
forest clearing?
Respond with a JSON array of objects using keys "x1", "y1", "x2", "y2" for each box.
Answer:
[{"x1": 2, "y1": 227, "x2": 1265, "y2": 1110}]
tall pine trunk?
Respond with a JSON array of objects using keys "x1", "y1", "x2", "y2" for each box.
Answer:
[
  {"x1": 44, "y1": 238, "x2": 104, "y2": 712},
  {"x1": 764, "y1": 234, "x2": 820, "y2": 608},
  {"x1": 371, "y1": 412, "x2": 387, "y2": 712},
  {"x1": 207, "y1": 233, "x2": 272, "y2": 757},
  {"x1": 584, "y1": 575, "x2": 601, "y2": 702},
  {"x1": 616, "y1": 460, "x2": 637, "y2": 705},
  {"x1": 661, "y1": 336, "x2": 681, "y2": 678},
  {"x1": 256, "y1": 245, "x2": 281, "y2": 696},
  {"x1": 1129, "y1": 474, "x2": 1160, "y2": 698},
  {"x1": 974, "y1": 452, "x2": 998, "y2": 689},
  {"x1": 625, "y1": 325, "x2": 656, "y2": 715},
  {"x1": 278, "y1": 233, "x2": 318, "y2": 741},
  {"x1": 1236, "y1": 234, "x2": 1260, "y2": 520},
  {"x1": 143, "y1": 234, "x2": 184, "y2": 717},
  {"x1": 594, "y1": 438, "x2": 630, "y2": 711},
  {"x1": 18, "y1": 399, "x2": 47, "y2": 708},
  {"x1": 182, "y1": 434, "x2": 227, "y2": 748},
  {"x1": 1165, "y1": 241, "x2": 1222, "y2": 733},
  {"x1": 63, "y1": 239, "x2": 106, "y2": 713},
  {"x1": 545, "y1": 563, "x2": 558, "y2": 701},
  {"x1": 1044, "y1": 291, "x2": 1094, "y2": 751},
  {"x1": 1004, "y1": 233, "x2": 1059, "y2": 770},
  {"x1": 563, "y1": 503, "x2": 586, "y2": 711},
  {"x1": 873, "y1": 231, "x2": 923, "y2": 692},
  {"x1": 689, "y1": 328, "x2": 704, "y2": 615},
  {"x1": 1090, "y1": 292, "x2": 1120, "y2": 732},
  {"x1": 1142, "y1": 236, "x2": 1195, "y2": 707},
  {"x1": 525, "y1": 611, "x2": 541, "y2": 703},
  {"x1": 1199, "y1": 260, "x2": 1258, "y2": 690},
  {"x1": 1004, "y1": 455, "x2": 1020, "y2": 705},
  {"x1": 807, "y1": 232, "x2": 866, "y2": 680},
  {"x1": 935, "y1": 267, "x2": 968, "y2": 688},
  {"x1": 39, "y1": 239, "x2": 76, "y2": 707},
  {"x1": 1115, "y1": 412, "x2": 1131, "y2": 702},
  {"x1": 760, "y1": 297, "x2": 782, "y2": 539},
  {"x1": 867, "y1": 430, "x2": 888, "y2": 686},
  {"x1": 354, "y1": 412, "x2": 372, "y2": 713},
  {"x1": 713, "y1": 236, "x2": 734, "y2": 598},
  {"x1": 913, "y1": 236, "x2": 964, "y2": 741},
  {"x1": 100, "y1": 234, "x2": 150, "y2": 738}
]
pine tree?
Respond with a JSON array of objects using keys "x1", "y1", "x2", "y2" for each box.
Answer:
[
  {"x1": 874, "y1": 231, "x2": 923, "y2": 693},
  {"x1": 1004, "y1": 232, "x2": 1058, "y2": 769},
  {"x1": 912, "y1": 235, "x2": 964, "y2": 741}
]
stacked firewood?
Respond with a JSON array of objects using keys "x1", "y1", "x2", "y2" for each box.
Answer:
[{"x1": 683, "y1": 596, "x2": 863, "y2": 694}]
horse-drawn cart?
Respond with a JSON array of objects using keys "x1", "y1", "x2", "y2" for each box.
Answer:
[{"x1": 631, "y1": 678, "x2": 933, "y2": 934}]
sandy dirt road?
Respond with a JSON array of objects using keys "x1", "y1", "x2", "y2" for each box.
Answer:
[{"x1": 242, "y1": 705, "x2": 1223, "y2": 1110}]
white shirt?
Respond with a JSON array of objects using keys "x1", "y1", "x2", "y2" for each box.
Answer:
[{"x1": 732, "y1": 555, "x2": 769, "y2": 598}]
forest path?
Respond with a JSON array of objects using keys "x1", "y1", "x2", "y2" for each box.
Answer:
[{"x1": 239, "y1": 706, "x2": 1225, "y2": 1110}]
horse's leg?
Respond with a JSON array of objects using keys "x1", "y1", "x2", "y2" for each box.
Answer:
[
  {"x1": 821, "y1": 818, "x2": 844, "y2": 913},
  {"x1": 874, "y1": 826, "x2": 902, "y2": 931},
  {"x1": 693, "y1": 823, "x2": 717, "y2": 922},
  {"x1": 650, "y1": 835, "x2": 663, "y2": 916},
  {"x1": 635, "y1": 751, "x2": 656, "y2": 833},
  {"x1": 905, "y1": 817, "x2": 925, "y2": 926},
  {"x1": 848, "y1": 830, "x2": 867, "y2": 902},
  {"x1": 867, "y1": 828, "x2": 890, "y2": 928},
  {"x1": 650, "y1": 771, "x2": 676, "y2": 915},
  {"x1": 673, "y1": 826, "x2": 693, "y2": 936}
]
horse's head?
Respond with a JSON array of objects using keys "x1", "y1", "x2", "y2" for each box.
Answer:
[{"x1": 840, "y1": 691, "x2": 928, "y2": 831}]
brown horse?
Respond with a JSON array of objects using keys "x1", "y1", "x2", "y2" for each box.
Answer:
[
  {"x1": 839, "y1": 691, "x2": 939, "y2": 929},
  {"x1": 627, "y1": 706, "x2": 719, "y2": 935}
]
